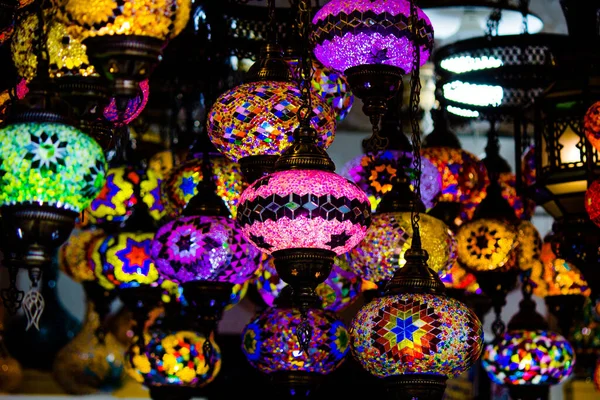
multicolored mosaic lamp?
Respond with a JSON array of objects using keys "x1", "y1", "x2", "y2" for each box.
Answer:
[
  {"x1": 161, "y1": 155, "x2": 245, "y2": 220},
  {"x1": 584, "y1": 101, "x2": 600, "y2": 152},
  {"x1": 128, "y1": 327, "x2": 221, "y2": 393},
  {"x1": 241, "y1": 300, "x2": 349, "y2": 395},
  {"x1": 207, "y1": 44, "x2": 335, "y2": 182},
  {"x1": 0, "y1": 114, "x2": 106, "y2": 313},
  {"x1": 84, "y1": 165, "x2": 165, "y2": 228},
  {"x1": 311, "y1": 0, "x2": 434, "y2": 128},
  {"x1": 56, "y1": 0, "x2": 191, "y2": 99},
  {"x1": 340, "y1": 150, "x2": 442, "y2": 212},
  {"x1": 255, "y1": 253, "x2": 361, "y2": 312},
  {"x1": 482, "y1": 281, "x2": 575, "y2": 400}
]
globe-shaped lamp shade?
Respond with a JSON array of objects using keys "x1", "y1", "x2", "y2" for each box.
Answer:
[
  {"x1": 255, "y1": 253, "x2": 361, "y2": 312},
  {"x1": 207, "y1": 81, "x2": 335, "y2": 162},
  {"x1": 225, "y1": 281, "x2": 249, "y2": 311},
  {"x1": 90, "y1": 232, "x2": 160, "y2": 291},
  {"x1": 482, "y1": 330, "x2": 574, "y2": 386},
  {"x1": 104, "y1": 80, "x2": 150, "y2": 127},
  {"x1": 586, "y1": 180, "x2": 600, "y2": 228},
  {"x1": 59, "y1": 228, "x2": 106, "y2": 283},
  {"x1": 455, "y1": 218, "x2": 519, "y2": 273},
  {"x1": 242, "y1": 307, "x2": 349, "y2": 375},
  {"x1": 0, "y1": 122, "x2": 106, "y2": 212},
  {"x1": 11, "y1": 12, "x2": 96, "y2": 81},
  {"x1": 311, "y1": 0, "x2": 434, "y2": 73},
  {"x1": 339, "y1": 150, "x2": 442, "y2": 212},
  {"x1": 129, "y1": 329, "x2": 221, "y2": 387},
  {"x1": 462, "y1": 173, "x2": 536, "y2": 221},
  {"x1": 351, "y1": 293, "x2": 483, "y2": 378},
  {"x1": 151, "y1": 215, "x2": 260, "y2": 285},
  {"x1": 237, "y1": 170, "x2": 371, "y2": 255},
  {"x1": 422, "y1": 147, "x2": 488, "y2": 204},
  {"x1": 85, "y1": 166, "x2": 164, "y2": 226},
  {"x1": 288, "y1": 59, "x2": 354, "y2": 122},
  {"x1": 584, "y1": 101, "x2": 600, "y2": 152},
  {"x1": 516, "y1": 220, "x2": 542, "y2": 271},
  {"x1": 348, "y1": 212, "x2": 452, "y2": 284},
  {"x1": 530, "y1": 242, "x2": 591, "y2": 297},
  {"x1": 161, "y1": 157, "x2": 245, "y2": 219},
  {"x1": 57, "y1": 0, "x2": 191, "y2": 41}
]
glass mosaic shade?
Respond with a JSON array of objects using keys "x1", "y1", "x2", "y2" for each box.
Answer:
[
  {"x1": 11, "y1": 12, "x2": 96, "y2": 81},
  {"x1": 85, "y1": 166, "x2": 164, "y2": 226},
  {"x1": 422, "y1": 147, "x2": 488, "y2": 204},
  {"x1": 482, "y1": 330, "x2": 574, "y2": 386},
  {"x1": 439, "y1": 263, "x2": 482, "y2": 295},
  {"x1": 59, "y1": 228, "x2": 106, "y2": 283},
  {"x1": 339, "y1": 150, "x2": 442, "y2": 211},
  {"x1": 348, "y1": 212, "x2": 452, "y2": 284},
  {"x1": 242, "y1": 307, "x2": 349, "y2": 375},
  {"x1": 225, "y1": 281, "x2": 249, "y2": 311},
  {"x1": 161, "y1": 156, "x2": 245, "y2": 219},
  {"x1": 350, "y1": 293, "x2": 483, "y2": 378},
  {"x1": 311, "y1": 0, "x2": 434, "y2": 73},
  {"x1": 90, "y1": 231, "x2": 160, "y2": 290},
  {"x1": 586, "y1": 180, "x2": 600, "y2": 227},
  {"x1": 530, "y1": 242, "x2": 591, "y2": 297},
  {"x1": 207, "y1": 81, "x2": 335, "y2": 162},
  {"x1": 128, "y1": 329, "x2": 221, "y2": 387},
  {"x1": 455, "y1": 218, "x2": 519, "y2": 273},
  {"x1": 104, "y1": 80, "x2": 150, "y2": 127},
  {"x1": 151, "y1": 215, "x2": 260, "y2": 285},
  {"x1": 585, "y1": 101, "x2": 600, "y2": 152},
  {"x1": 237, "y1": 170, "x2": 371, "y2": 255},
  {"x1": 255, "y1": 253, "x2": 360, "y2": 312},
  {"x1": 287, "y1": 59, "x2": 354, "y2": 122},
  {"x1": 57, "y1": 0, "x2": 191, "y2": 41},
  {"x1": 462, "y1": 173, "x2": 536, "y2": 221},
  {"x1": 516, "y1": 221, "x2": 542, "y2": 271},
  {"x1": 0, "y1": 122, "x2": 106, "y2": 212}
]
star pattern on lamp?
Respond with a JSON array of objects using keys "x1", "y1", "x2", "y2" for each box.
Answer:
[
  {"x1": 90, "y1": 173, "x2": 121, "y2": 211},
  {"x1": 367, "y1": 48, "x2": 390, "y2": 64},
  {"x1": 372, "y1": 298, "x2": 442, "y2": 363},
  {"x1": 180, "y1": 175, "x2": 196, "y2": 197},
  {"x1": 250, "y1": 233, "x2": 273, "y2": 250},
  {"x1": 326, "y1": 231, "x2": 352, "y2": 250},
  {"x1": 115, "y1": 237, "x2": 153, "y2": 276},
  {"x1": 24, "y1": 131, "x2": 68, "y2": 173}
]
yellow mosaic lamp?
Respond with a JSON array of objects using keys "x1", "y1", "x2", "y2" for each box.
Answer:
[{"x1": 55, "y1": 0, "x2": 192, "y2": 99}]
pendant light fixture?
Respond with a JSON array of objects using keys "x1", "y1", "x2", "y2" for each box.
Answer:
[
  {"x1": 349, "y1": 7, "x2": 482, "y2": 398},
  {"x1": 312, "y1": 0, "x2": 434, "y2": 145}
]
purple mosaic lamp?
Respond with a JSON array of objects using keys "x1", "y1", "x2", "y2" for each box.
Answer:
[{"x1": 312, "y1": 0, "x2": 434, "y2": 133}]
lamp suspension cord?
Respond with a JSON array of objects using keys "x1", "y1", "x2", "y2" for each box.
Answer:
[
  {"x1": 409, "y1": 0, "x2": 422, "y2": 239},
  {"x1": 267, "y1": 0, "x2": 277, "y2": 44},
  {"x1": 296, "y1": 0, "x2": 314, "y2": 130}
]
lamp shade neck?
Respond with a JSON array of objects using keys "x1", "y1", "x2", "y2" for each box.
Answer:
[
  {"x1": 422, "y1": 110, "x2": 461, "y2": 149},
  {"x1": 183, "y1": 152, "x2": 230, "y2": 217},
  {"x1": 377, "y1": 173, "x2": 425, "y2": 214},
  {"x1": 245, "y1": 43, "x2": 293, "y2": 83},
  {"x1": 274, "y1": 125, "x2": 335, "y2": 171}
]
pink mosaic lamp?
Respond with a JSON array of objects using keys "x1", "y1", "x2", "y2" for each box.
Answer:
[{"x1": 312, "y1": 0, "x2": 434, "y2": 132}]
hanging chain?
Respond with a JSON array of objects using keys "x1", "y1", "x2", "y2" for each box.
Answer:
[
  {"x1": 267, "y1": 0, "x2": 277, "y2": 43},
  {"x1": 409, "y1": 0, "x2": 422, "y2": 232},
  {"x1": 296, "y1": 0, "x2": 314, "y2": 128},
  {"x1": 491, "y1": 306, "x2": 506, "y2": 339}
]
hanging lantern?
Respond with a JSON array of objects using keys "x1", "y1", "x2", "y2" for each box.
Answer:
[
  {"x1": 241, "y1": 302, "x2": 349, "y2": 395},
  {"x1": 84, "y1": 165, "x2": 165, "y2": 227},
  {"x1": 161, "y1": 155, "x2": 245, "y2": 220},
  {"x1": 340, "y1": 150, "x2": 442, "y2": 211},
  {"x1": 585, "y1": 179, "x2": 600, "y2": 227},
  {"x1": 207, "y1": 44, "x2": 335, "y2": 182},
  {"x1": 255, "y1": 253, "x2": 360, "y2": 312},
  {"x1": 56, "y1": 0, "x2": 191, "y2": 99},
  {"x1": 311, "y1": 0, "x2": 433, "y2": 125}
]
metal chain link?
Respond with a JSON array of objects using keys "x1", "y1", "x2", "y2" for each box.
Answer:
[
  {"x1": 296, "y1": 0, "x2": 314, "y2": 127},
  {"x1": 409, "y1": 0, "x2": 422, "y2": 232},
  {"x1": 267, "y1": 0, "x2": 276, "y2": 43}
]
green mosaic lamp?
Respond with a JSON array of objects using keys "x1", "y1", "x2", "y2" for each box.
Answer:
[{"x1": 0, "y1": 103, "x2": 106, "y2": 315}]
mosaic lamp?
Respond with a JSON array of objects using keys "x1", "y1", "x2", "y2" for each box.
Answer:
[
  {"x1": 482, "y1": 281, "x2": 575, "y2": 400},
  {"x1": 586, "y1": 179, "x2": 600, "y2": 227},
  {"x1": 350, "y1": 232, "x2": 483, "y2": 399},
  {"x1": 207, "y1": 44, "x2": 335, "y2": 182},
  {"x1": 584, "y1": 101, "x2": 600, "y2": 152},
  {"x1": 0, "y1": 106, "x2": 106, "y2": 313},
  {"x1": 347, "y1": 171, "x2": 452, "y2": 285},
  {"x1": 241, "y1": 289, "x2": 349, "y2": 396},
  {"x1": 128, "y1": 326, "x2": 221, "y2": 398},
  {"x1": 55, "y1": 0, "x2": 191, "y2": 100},
  {"x1": 311, "y1": 0, "x2": 434, "y2": 129},
  {"x1": 255, "y1": 253, "x2": 361, "y2": 312}
]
